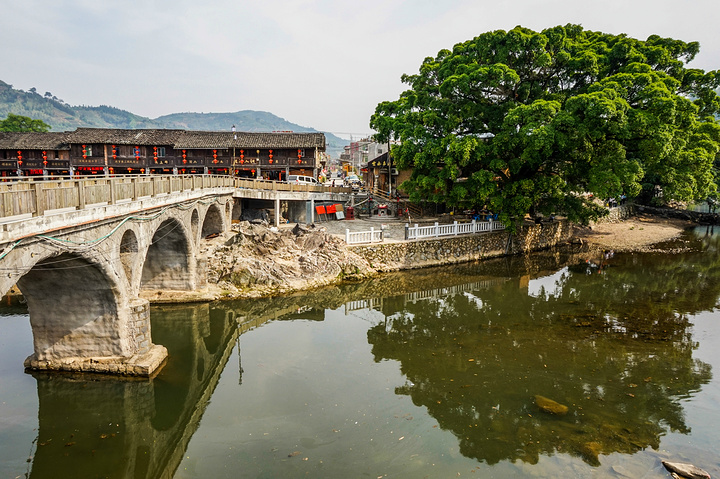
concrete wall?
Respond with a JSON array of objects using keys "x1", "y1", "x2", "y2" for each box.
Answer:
[{"x1": 350, "y1": 220, "x2": 573, "y2": 272}]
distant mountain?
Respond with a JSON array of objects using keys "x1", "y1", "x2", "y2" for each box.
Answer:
[{"x1": 0, "y1": 80, "x2": 347, "y2": 156}]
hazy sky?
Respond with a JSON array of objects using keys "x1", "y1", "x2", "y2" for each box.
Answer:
[{"x1": 4, "y1": 0, "x2": 719, "y2": 139}]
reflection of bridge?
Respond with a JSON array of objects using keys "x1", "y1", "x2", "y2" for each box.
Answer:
[
  {"x1": 0, "y1": 175, "x2": 349, "y2": 375},
  {"x1": 27, "y1": 303, "x2": 239, "y2": 479}
]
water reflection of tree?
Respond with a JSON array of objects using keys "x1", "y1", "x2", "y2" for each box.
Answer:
[{"x1": 367, "y1": 246, "x2": 714, "y2": 466}]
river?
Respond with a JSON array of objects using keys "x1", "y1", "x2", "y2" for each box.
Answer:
[{"x1": 2, "y1": 226, "x2": 720, "y2": 478}]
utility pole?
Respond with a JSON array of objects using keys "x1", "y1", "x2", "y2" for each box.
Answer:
[{"x1": 231, "y1": 124, "x2": 236, "y2": 177}]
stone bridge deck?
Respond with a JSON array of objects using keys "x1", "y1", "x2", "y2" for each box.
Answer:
[{"x1": 0, "y1": 175, "x2": 351, "y2": 377}]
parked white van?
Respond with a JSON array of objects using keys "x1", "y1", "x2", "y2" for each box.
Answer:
[{"x1": 287, "y1": 175, "x2": 319, "y2": 185}]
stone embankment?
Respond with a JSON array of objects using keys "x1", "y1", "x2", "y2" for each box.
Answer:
[
  {"x1": 195, "y1": 218, "x2": 573, "y2": 301},
  {"x1": 349, "y1": 220, "x2": 573, "y2": 272}
]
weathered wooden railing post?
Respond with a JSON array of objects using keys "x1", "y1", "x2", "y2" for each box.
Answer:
[
  {"x1": 132, "y1": 176, "x2": 139, "y2": 201},
  {"x1": 109, "y1": 177, "x2": 116, "y2": 205},
  {"x1": 33, "y1": 183, "x2": 44, "y2": 217},
  {"x1": 77, "y1": 178, "x2": 86, "y2": 210}
]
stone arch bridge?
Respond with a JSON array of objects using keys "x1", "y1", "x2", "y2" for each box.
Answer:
[{"x1": 0, "y1": 175, "x2": 349, "y2": 376}]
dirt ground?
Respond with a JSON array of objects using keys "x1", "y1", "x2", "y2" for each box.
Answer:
[{"x1": 572, "y1": 213, "x2": 695, "y2": 252}]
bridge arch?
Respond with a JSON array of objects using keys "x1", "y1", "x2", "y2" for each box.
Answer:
[
  {"x1": 141, "y1": 218, "x2": 193, "y2": 291},
  {"x1": 17, "y1": 252, "x2": 124, "y2": 361},
  {"x1": 120, "y1": 229, "x2": 139, "y2": 285},
  {"x1": 191, "y1": 209, "x2": 200, "y2": 245},
  {"x1": 201, "y1": 203, "x2": 225, "y2": 238}
]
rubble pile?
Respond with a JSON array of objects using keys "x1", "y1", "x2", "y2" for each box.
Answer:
[{"x1": 205, "y1": 221, "x2": 372, "y2": 298}]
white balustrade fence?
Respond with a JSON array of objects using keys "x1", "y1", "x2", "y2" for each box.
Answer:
[
  {"x1": 405, "y1": 220, "x2": 505, "y2": 240},
  {"x1": 344, "y1": 220, "x2": 505, "y2": 245},
  {"x1": 345, "y1": 226, "x2": 385, "y2": 245}
]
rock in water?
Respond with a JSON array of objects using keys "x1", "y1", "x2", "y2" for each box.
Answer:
[
  {"x1": 534, "y1": 395, "x2": 569, "y2": 415},
  {"x1": 662, "y1": 460, "x2": 711, "y2": 479}
]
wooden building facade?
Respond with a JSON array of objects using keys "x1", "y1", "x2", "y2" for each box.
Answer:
[
  {"x1": 0, "y1": 132, "x2": 70, "y2": 178},
  {"x1": 0, "y1": 128, "x2": 326, "y2": 180}
]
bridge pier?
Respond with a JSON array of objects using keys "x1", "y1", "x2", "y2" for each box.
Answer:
[{"x1": 23, "y1": 298, "x2": 168, "y2": 376}]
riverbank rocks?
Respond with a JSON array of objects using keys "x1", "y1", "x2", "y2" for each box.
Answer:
[
  {"x1": 662, "y1": 461, "x2": 711, "y2": 479},
  {"x1": 205, "y1": 222, "x2": 373, "y2": 298},
  {"x1": 194, "y1": 220, "x2": 576, "y2": 301},
  {"x1": 534, "y1": 395, "x2": 569, "y2": 415}
]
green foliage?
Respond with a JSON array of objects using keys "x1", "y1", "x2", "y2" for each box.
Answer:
[
  {"x1": 371, "y1": 25, "x2": 720, "y2": 226},
  {"x1": 0, "y1": 113, "x2": 50, "y2": 132}
]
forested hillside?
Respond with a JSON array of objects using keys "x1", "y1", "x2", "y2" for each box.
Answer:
[{"x1": 0, "y1": 80, "x2": 346, "y2": 155}]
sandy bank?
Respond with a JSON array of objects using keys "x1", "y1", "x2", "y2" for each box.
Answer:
[{"x1": 572, "y1": 213, "x2": 694, "y2": 252}]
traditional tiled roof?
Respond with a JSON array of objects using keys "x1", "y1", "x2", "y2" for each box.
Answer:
[
  {"x1": 174, "y1": 131, "x2": 326, "y2": 150},
  {"x1": 0, "y1": 128, "x2": 327, "y2": 151},
  {"x1": 0, "y1": 132, "x2": 69, "y2": 150},
  {"x1": 63, "y1": 128, "x2": 185, "y2": 145}
]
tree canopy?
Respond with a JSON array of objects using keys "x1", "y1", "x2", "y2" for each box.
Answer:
[
  {"x1": 371, "y1": 25, "x2": 720, "y2": 225},
  {"x1": 0, "y1": 113, "x2": 51, "y2": 132}
]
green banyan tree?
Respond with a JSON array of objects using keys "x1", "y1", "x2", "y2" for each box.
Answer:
[{"x1": 371, "y1": 24, "x2": 720, "y2": 226}]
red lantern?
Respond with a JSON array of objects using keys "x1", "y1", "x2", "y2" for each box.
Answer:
[
  {"x1": 135, "y1": 146, "x2": 140, "y2": 159},
  {"x1": 269, "y1": 149, "x2": 273, "y2": 164},
  {"x1": 82, "y1": 145, "x2": 87, "y2": 159},
  {"x1": 182, "y1": 149, "x2": 187, "y2": 164},
  {"x1": 251, "y1": 169, "x2": 255, "y2": 175},
  {"x1": 42, "y1": 150, "x2": 47, "y2": 161}
]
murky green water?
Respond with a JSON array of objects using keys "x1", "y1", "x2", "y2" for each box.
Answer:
[{"x1": 3, "y1": 226, "x2": 720, "y2": 478}]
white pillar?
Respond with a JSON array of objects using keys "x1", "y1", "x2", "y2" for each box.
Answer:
[{"x1": 274, "y1": 197, "x2": 280, "y2": 227}]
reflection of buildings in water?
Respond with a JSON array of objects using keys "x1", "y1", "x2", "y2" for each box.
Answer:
[
  {"x1": 344, "y1": 278, "x2": 510, "y2": 332},
  {"x1": 27, "y1": 304, "x2": 238, "y2": 479}
]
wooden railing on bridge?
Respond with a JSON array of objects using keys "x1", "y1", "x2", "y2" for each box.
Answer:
[{"x1": 0, "y1": 175, "x2": 351, "y2": 221}]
